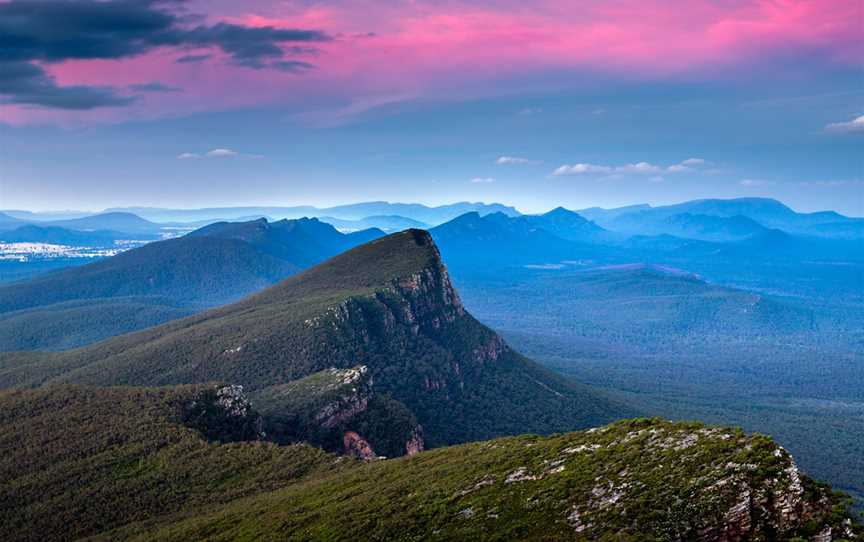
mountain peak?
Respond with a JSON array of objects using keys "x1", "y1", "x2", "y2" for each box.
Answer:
[
  {"x1": 543, "y1": 206, "x2": 574, "y2": 216},
  {"x1": 254, "y1": 228, "x2": 445, "y2": 298},
  {"x1": 6, "y1": 229, "x2": 623, "y2": 453}
]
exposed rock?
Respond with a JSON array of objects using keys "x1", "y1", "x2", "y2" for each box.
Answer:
[
  {"x1": 472, "y1": 334, "x2": 506, "y2": 364},
  {"x1": 215, "y1": 384, "x2": 253, "y2": 418},
  {"x1": 316, "y1": 393, "x2": 369, "y2": 429},
  {"x1": 505, "y1": 467, "x2": 539, "y2": 484},
  {"x1": 343, "y1": 431, "x2": 377, "y2": 460},
  {"x1": 184, "y1": 384, "x2": 265, "y2": 442},
  {"x1": 457, "y1": 507, "x2": 475, "y2": 519},
  {"x1": 456, "y1": 475, "x2": 496, "y2": 497},
  {"x1": 708, "y1": 490, "x2": 751, "y2": 541},
  {"x1": 405, "y1": 426, "x2": 425, "y2": 456}
]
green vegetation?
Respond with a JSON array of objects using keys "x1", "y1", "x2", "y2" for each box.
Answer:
[
  {"x1": 0, "y1": 230, "x2": 628, "y2": 450},
  {"x1": 1, "y1": 386, "x2": 857, "y2": 541},
  {"x1": 450, "y1": 263, "x2": 864, "y2": 512},
  {"x1": 0, "y1": 217, "x2": 382, "y2": 351},
  {"x1": 0, "y1": 385, "x2": 341, "y2": 542}
]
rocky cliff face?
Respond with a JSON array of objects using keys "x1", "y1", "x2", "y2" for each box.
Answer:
[{"x1": 251, "y1": 365, "x2": 425, "y2": 459}]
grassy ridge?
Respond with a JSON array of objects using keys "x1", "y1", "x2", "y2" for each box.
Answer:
[
  {"x1": 0, "y1": 385, "x2": 341, "y2": 542},
  {"x1": 109, "y1": 419, "x2": 859, "y2": 541},
  {"x1": 2, "y1": 385, "x2": 857, "y2": 541}
]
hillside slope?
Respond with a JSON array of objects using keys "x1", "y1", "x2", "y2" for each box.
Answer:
[
  {"x1": 0, "y1": 230, "x2": 627, "y2": 452},
  {"x1": 0, "y1": 385, "x2": 340, "y2": 542},
  {"x1": 1, "y1": 385, "x2": 857, "y2": 541},
  {"x1": 128, "y1": 418, "x2": 860, "y2": 541},
  {"x1": 0, "y1": 218, "x2": 383, "y2": 351}
]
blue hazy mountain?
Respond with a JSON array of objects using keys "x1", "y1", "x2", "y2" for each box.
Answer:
[
  {"x1": 604, "y1": 212, "x2": 770, "y2": 241},
  {"x1": 0, "y1": 218, "x2": 384, "y2": 351},
  {"x1": 0, "y1": 212, "x2": 27, "y2": 232},
  {"x1": 523, "y1": 207, "x2": 607, "y2": 241},
  {"x1": 316, "y1": 215, "x2": 430, "y2": 233},
  {"x1": 430, "y1": 211, "x2": 614, "y2": 268},
  {"x1": 42, "y1": 212, "x2": 166, "y2": 235},
  {"x1": 187, "y1": 217, "x2": 382, "y2": 268},
  {"x1": 106, "y1": 201, "x2": 521, "y2": 225},
  {"x1": 0, "y1": 225, "x2": 158, "y2": 246},
  {"x1": 580, "y1": 198, "x2": 863, "y2": 239}
]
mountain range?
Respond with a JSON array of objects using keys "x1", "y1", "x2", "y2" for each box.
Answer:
[
  {"x1": 430, "y1": 209, "x2": 613, "y2": 268},
  {"x1": 580, "y1": 197, "x2": 864, "y2": 240},
  {"x1": 0, "y1": 230, "x2": 626, "y2": 452},
  {"x1": 0, "y1": 211, "x2": 166, "y2": 235},
  {"x1": 0, "y1": 218, "x2": 382, "y2": 350},
  {"x1": 100, "y1": 201, "x2": 520, "y2": 225},
  {"x1": 0, "y1": 221, "x2": 860, "y2": 538}
]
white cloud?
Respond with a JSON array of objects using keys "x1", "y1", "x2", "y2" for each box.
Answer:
[
  {"x1": 739, "y1": 178, "x2": 774, "y2": 187},
  {"x1": 553, "y1": 158, "x2": 713, "y2": 178},
  {"x1": 177, "y1": 148, "x2": 260, "y2": 160},
  {"x1": 825, "y1": 115, "x2": 864, "y2": 134},
  {"x1": 496, "y1": 155, "x2": 535, "y2": 165},
  {"x1": 667, "y1": 157, "x2": 709, "y2": 173},
  {"x1": 470, "y1": 177, "x2": 496, "y2": 183},
  {"x1": 617, "y1": 162, "x2": 662, "y2": 174},
  {"x1": 681, "y1": 157, "x2": 707, "y2": 166},
  {"x1": 552, "y1": 163, "x2": 613, "y2": 175},
  {"x1": 206, "y1": 148, "x2": 238, "y2": 157}
]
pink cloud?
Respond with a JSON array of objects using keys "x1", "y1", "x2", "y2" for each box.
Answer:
[{"x1": 4, "y1": 0, "x2": 859, "y2": 124}]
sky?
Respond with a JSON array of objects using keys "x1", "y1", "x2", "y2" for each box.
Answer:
[{"x1": 1, "y1": 0, "x2": 862, "y2": 215}]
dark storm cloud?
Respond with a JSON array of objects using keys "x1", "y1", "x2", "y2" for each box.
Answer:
[
  {"x1": 271, "y1": 60, "x2": 315, "y2": 73},
  {"x1": 0, "y1": 61, "x2": 136, "y2": 109},
  {"x1": 128, "y1": 82, "x2": 183, "y2": 92},
  {"x1": 175, "y1": 54, "x2": 211, "y2": 64},
  {"x1": 0, "y1": 0, "x2": 330, "y2": 109}
]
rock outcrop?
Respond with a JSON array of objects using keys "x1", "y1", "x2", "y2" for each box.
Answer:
[
  {"x1": 183, "y1": 384, "x2": 266, "y2": 442},
  {"x1": 343, "y1": 431, "x2": 377, "y2": 460}
]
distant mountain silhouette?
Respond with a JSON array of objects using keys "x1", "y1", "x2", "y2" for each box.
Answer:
[
  {"x1": 0, "y1": 225, "x2": 156, "y2": 245},
  {"x1": 430, "y1": 211, "x2": 614, "y2": 268},
  {"x1": 106, "y1": 201, "x2": 521, "y2": 226},
  {"x1": 605, "y1": 212, "x2": 769, "y2": 241},
  {"x1": 524, "y1": 207, "x2": 607, "y2": 241},
  {"x1": 317, "y1": 215, "x2": 430, "y2": 232},
  {"x1": 43, "y1": 212, "x2": 165, "y2": 235},
  {"x1": 580, "y1": 198, "x2": 862, "y2": 239},
  {"x1": 0, "y1": 212, "x2": 27, "y2": 232}
]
